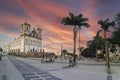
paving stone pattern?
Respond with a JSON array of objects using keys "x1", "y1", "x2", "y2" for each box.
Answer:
[{"x1": 8, "y1": 57, "x2": 62, "y2": 80}]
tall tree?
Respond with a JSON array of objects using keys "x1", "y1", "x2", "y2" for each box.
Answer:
[
  {"x1": 61, "y1": 12, "x2": 79, "y2": 63},
  {"x1": 93, "y1": 30, "x2": 104, "y2": 50},
  {"x1": 77, "y1": 14, "x2": 90, "y2": 59},
  {"x1": 110, "y1": 13, "x2": 120, "y2": 46},
  {"x1": 98, "y1": 19, "x2": 115, "y2": 68},
  {"x1": 93, "y1": 30, "x2": 104, "y2": 61},
  {"x1": 86, "y1": 30, "x2": 104, "y2": 60},
  {"x1": 109, "y1": 28, "x2": 120, "y2": 46},
  {"x1": 115, "y1": 13, "x2": 120, "y2": 28}
]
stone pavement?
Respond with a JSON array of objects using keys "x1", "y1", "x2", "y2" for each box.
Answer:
[
  {"x1": 0, "y1": 56, "x2": 24, "y2": 80},
  {"x1": 0, "y1": 56, "x2": 120, "y2": 80},
  {"x1": 8, "y1": 57, "x2": 62, "y2": 80}
]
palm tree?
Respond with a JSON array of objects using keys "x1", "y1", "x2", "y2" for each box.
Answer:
[
  {"x1": 115, "y1": 13, "x2": 120, "y2": 28},
  {"x1": 77, "y1": 14, "x2": 90, "y2": 59},
  {"x1": 110, "y1": 13, "x2": 120, "y2": 46},
  {"x1": 98, "y1": 19, "x2": 115, "y2": 68},
  {"x1": 61, "y1": 12, "x2": 79, "y2": 63}
]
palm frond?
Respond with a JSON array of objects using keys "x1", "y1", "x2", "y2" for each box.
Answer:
[
  {"x1": 69, "y1": 12, "x2": 75, "y2": 21},
  {"x1": 78, "y1": 23, "x2": 90, "y2": 28},
  {"x1": 104, "y1": 18, "x2": 109, "y2": 23},
  {"x1": 107, "y1": 21, "x2": 115, "y2": 27},
  {"x1": 98, "y1": 19, "x2": 114, "y2": 31},
  {"x1": 61, "y1": 17, "x2": 71, "y2": 25},
  {"x1": 96, "y1": 30, "x2": 102, "y2": 37},
  {"x1": 78, "y1": 14, "x2": 83, "y2": 18}
]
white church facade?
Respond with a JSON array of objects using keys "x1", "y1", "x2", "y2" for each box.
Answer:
[{"x1": 8, "y1": 22, "x2": 42, "y2": 53}]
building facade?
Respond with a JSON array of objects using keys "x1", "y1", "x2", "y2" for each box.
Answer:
[{"x1": 9, "y1": 22, "x2": 42, "y2": 53}]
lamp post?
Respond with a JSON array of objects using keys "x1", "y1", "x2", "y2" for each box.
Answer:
[{"x1": 61, "y1": 46, "x2": 62, "y2": 55}]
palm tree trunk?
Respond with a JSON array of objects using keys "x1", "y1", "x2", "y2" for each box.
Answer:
[
  {"x1": 73, "y1": 26, "x2": 77, "y2": 63},
  {"x1": 96, "y1": 50, "x2": 98, "y2": 62},
  {"x1": 104, "y1": 30, "x2": 110, "y2": 68},
  {"x1": 79, "y1": 27, "x2": 81, "y2": 60},
  {"x1": 42, "y1": 49, "x2": 44, "y2": 60}
]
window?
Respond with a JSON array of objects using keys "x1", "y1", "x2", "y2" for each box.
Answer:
[
  {"x1": 27, "y1": 26, "x2": 28, "y2": 31},
  {"x1": 26, "y1": 26, "x2": 29, "y2": 32},
  {"x1": 26, "y1": 39, "x2": 28, "y2": 45}
]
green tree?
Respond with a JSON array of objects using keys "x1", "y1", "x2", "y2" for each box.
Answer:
[
  {"x1": 110, "y1": 30, "x2": 120, "y2": 46},
  {"x1": 115, "y1": 13, "x2": 120, "y2": 27},
  {"x1": 78, "y1": 47, "x2": 84, "y2": 53},
  {"x1": 61, "y1": 49, "x2": 68, "y2": 57},
  {"x1": 93, "y1": 30, "x2": 104, "y2": 50},
  {"x1": 78, "y1": 47, "x2": 84, "y2": 59},
  {"x1": 61, "y1": 12, "x2": 79, "y2": 63},
  {"x1": 62, "y1": 49, "x2": 68, "y2": 53},
  {"x1": 77, "y1": 14, "x2": 90, "y2": 59},
  {"x1": 93, "y1": 30, "x2": 104, "y2": 61},
  {"x1": 98, "y1": 19, "x2": 115, "y2": 68},
  {"x1": 87, "y1": 30, "x2": 104, "y2": 60},
  {"x1": 110, "y1": 13, "x2": 120, "y2": 46}
]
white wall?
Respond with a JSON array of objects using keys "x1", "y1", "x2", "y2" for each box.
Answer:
[
  {"x1": 20, "y1": 36, "x2": 24, "y2": 52},
  {"x1": 24, "y1": 36, "x2": 42, "y2": 53}
]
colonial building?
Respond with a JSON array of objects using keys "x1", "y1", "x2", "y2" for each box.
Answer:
[{"x1": 9, "y1": 22, "x2": 42, "y2": 53}]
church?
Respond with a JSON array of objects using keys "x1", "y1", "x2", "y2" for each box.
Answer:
[{"x1": 8, "y1": 22, "x2": 42, "y2": 54}]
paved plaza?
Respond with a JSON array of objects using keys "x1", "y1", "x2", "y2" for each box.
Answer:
[{"x1": 0, "y1": 56, "x2": 120, "y2": 80}]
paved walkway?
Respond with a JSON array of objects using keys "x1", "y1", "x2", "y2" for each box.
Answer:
[
  {"x1": 8, "y1": 57, "x2": 62, "y2": 80},
  {"x1": 0, "y1": 56, "x2": 120, "y2": 80},
  {"x1": 0, "y1": 56, "x2": 24, "y2": 80}
]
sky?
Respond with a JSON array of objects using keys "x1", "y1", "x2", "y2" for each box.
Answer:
[{"x1": 0, "y1": 0, "x2": 120, "y2": 54}]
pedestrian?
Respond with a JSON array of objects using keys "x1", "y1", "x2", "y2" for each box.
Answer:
[{"x1": 69, "y1": 57, "x2": 72, "y2": 66}]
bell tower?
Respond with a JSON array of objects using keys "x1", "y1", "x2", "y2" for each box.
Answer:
[
  {"x1": 20, "y1": 22, "x2": 30, "y2": 36},
  {"x1": 35, "y1": 27, "x2": 42, "y2": 39}
]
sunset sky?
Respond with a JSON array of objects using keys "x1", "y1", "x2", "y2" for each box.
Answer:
[{"x1": 0, "y1": 0, "x2": 120, "y2": 54}]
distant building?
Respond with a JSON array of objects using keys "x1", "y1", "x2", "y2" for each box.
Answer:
[{"x1": 8, "y1": 22, "x2": 42, "y2": 53}]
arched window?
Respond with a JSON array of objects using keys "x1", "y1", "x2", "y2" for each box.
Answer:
[{"x1": 26, "y1": 26, "x2": 29, "y2": 32}]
